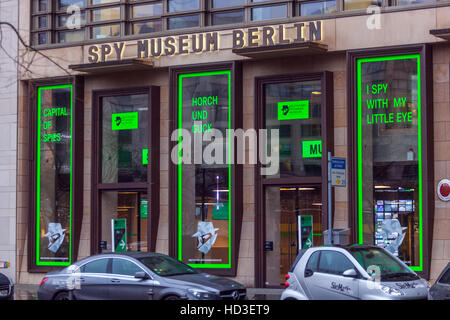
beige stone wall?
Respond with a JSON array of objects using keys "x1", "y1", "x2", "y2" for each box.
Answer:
[{"x1": 431, "y1": 43, "x2": 450, "y2": 283}]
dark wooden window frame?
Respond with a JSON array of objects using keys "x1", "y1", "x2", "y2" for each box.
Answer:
[
  {"x1": 168, "y1": 61, "x2": 243, "y2": 276},
  {"x1": 346, "y1": 44, "x2": 434, "y2": 280},
  {"x1": 28, "y1": 76, "x2": 85, "y2": 273},
  {"x1": 254, "y1": 71, "x2": 334, "y2": 288},
  {"x1": 91, "y1": 86, "x2": 160, "y2": 254}
]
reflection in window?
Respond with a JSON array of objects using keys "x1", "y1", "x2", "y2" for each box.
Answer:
[
  {"x1": 132, "y1": 3, "x2": 163, "y2": 18},
  {"x1": 318, "y1": 251, "x2": 354, "y2": 275},
  {"x1": 396, "y1": 0, "x2": 436, "y2": 5},
  {"x1": 91, "y1": 24, "x2": 120, "y2": 39},
  {"x1": 300, "y1": 1, "x2": 337, "y2": 16},
  {"x1": 168, "y1": 0, "x2": 199, "y2": 12},
  {"x1": 112, "y1": 259, "x2": 142, "y2": 276},
  {"x1": 344, "y1": 0, "x2": 381, "y2": 10},
  {"x1": 57, "y1": 30, "x2": 85, "y2": 43},
  {"x1": 92, "y1": 0, "x2": 119, "y2": 4},
  {"x1": 168, "y1": 14, "x2": 200, "y2": 30},
  {"x1": 357, "y1": 56, "x2": 421, "y2": 268},
  {"x1": 212, "y1": 10, "x2": 245, "y2": 26},
  {"x1": 57, "y1": 12, "x2": 86, "y2": 28},
  {"x1": 101, "y1": 94, "x2": 148, "y2": 184},
  {"x1": 212, "y1": 0, "x2": 245, "y2": 8},
  {"x1": 58, "y1": 0, "x2": 86, "y2": 8},
  {"x1": 264, "y1": 81, "x2": 322, "y2": 178},
  {"x1": 251, "y1": 4, "x2": 287, "y2": 21},
  {"x1": 38, "y1": 32, "x2": 47, "y2": 45},
  {"x1": 92, "y1": 7, "x2": 120, "y2": 22},
  {"x1": 133, "y1": 20, "x2": 163, "y2": 35}
]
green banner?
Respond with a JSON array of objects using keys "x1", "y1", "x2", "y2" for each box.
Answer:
[
  {"x1": 112, "y1": 219, "x2": 127, "y2": 252},
  {"x1": 302, "y1": 140, "x2": 322, "y2": 158},
  {"x1": 278, "y1": 100, "x2": 309, "y2": 120},
  {"x1": 112, "y1": 112, "x2": 138, "y2": 130},
  {"x1": 140, "y1": 199, "x2": 148, "y2": 219},
  {"x1": 300, "y1": 215, "x2": 313, "y2": 249}
]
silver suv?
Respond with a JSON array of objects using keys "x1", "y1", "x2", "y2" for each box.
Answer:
[{"x1": 281, "y1": 245, "x2": 428, "y2": 300}]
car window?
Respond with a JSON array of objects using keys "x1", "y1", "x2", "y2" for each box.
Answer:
[
  {"x1": 112, "y1": 258, "x2": 143, "y2": 276},
  {"x1": 80, "y1": 258, "x2": 109, "y2": 274},
  {"x1": 318, "y1": 251, "x2": 354, "y2": 275},
  {"x1": 348, "y1": 247, "x2": 414, "y2": 279},
  {"x1": 138, "y1": 255, "x2": 198, "y2": 277},
  {"x1": 438, "y1": 268, "x2": 450, "y2": 285},
  {"x1": 305, "y1": 251, "x2": 320, "y2": 272}
]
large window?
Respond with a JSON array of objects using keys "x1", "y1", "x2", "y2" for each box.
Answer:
[
  {"x1": 170, "y1": 63, "x2": 242, "y2": 276},
  {"x1": 177, "y1": 70, "x2": 231, "y2": 268},
  {"x1": 355, "y1": 53, "x2": 426, "y2": 271},
  {"x1": 35, "y1": 85, "x2": 74, "y2": 266}
]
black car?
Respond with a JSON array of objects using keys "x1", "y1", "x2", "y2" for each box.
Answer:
[
  {"x1": 428, "y1": 262, "x2": 450, "y2": 300},
  {"x1": 38, "y1": 252, "x2": 246, "y2": 300},
  {"x1": 0, "y1": 272, "x2": 14, "y2": 300}
]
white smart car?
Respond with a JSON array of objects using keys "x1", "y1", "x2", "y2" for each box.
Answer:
[{"x1": 281, "y1": 245, "x2": 428, "y2": 300}]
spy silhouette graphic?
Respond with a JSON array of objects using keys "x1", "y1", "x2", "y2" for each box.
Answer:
[
  {"x1": 115, "y1": 116, "x2": 122, "y2": 126},
  {"x1": 282, "y1": 105, "x2": 289, "y2": 116}
]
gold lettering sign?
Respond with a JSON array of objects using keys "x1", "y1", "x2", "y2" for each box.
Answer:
[{"x1": 87, "y1": 21, "x2": 323, "y2": 63}]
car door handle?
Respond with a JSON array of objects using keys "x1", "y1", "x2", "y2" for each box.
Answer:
[
  {"x1": 304, "y1": 269, "x2": 314, "y2": 278},
  {"x1": 111, "y1": 279, "x2": 121, "y2": 283}
]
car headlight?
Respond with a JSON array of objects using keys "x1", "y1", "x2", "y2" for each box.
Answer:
[
  {"x1": 381, "y1": 285, "x2": 404, "y2": 296},
  {"x1": 187, "y1": 288, "x2": 217, "y2": 300}
]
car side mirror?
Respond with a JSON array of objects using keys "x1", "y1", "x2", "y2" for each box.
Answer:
[
  {"x1": 135, "y1": 271, "x2": 150, "y2": 280},
  {"x1": 342, "y1": 269, "x2": 358, "y2": 278}
]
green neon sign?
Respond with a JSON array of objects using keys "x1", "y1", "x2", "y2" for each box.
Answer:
[
  {"x1": 278, "y1": 100, "x2": 309, "y2": 120},
  {"x1": 356, "y1": 54, "x2": 423, "y2": 271},
  {"x1": 178, "y1": 70, "x2": 232, "y2": 269},
  {"x1": 112, "y1": 112, "x2": 139, "y2": 130},
  {"x1": 36, "y1": 84, "x2": 73, "y2": 266},
  {"x1": 302, "y1": 140, "x2": 322, "y2": 158}
]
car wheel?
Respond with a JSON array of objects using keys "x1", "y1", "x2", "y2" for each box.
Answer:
[
  {"x1": 163, "y1": 295, "x2": 180, "y2": 300},
  {"x1": 53, "y1": 291, "x2": 71, "y2": 300}
]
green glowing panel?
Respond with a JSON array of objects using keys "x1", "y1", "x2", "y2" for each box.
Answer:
[
  {"x1": 356, "y1": 54, "x2": 423, "y2": 271},
  {"x1": 142, "y1": 149, "x2": 149, "y2": 165},
  {"x1": 36, "y1": 84, "x2": 73, "y2": 266},
  {"x1": 178, "y1": 70, "x2": 232, "y2": 269},
  {"x1": 112, "y1": 219, "x2": 127, "y2": 252},
  {"x1": 277, "y1": 100, "x2": 309, "y2": 120},
  {"x1": 302, "y1": 140, "x2": 322, "y2": 158},
  {"x1": 111, "y1": 112, "x2": 138, "y2": 130}
]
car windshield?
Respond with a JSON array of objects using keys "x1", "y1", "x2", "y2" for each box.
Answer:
[
  {"x1": 138, "y1": 255, "x2": 199, "y2": 277},
  {"x1": 348, "y1": 247, "x2": 418, "y2": 281}
]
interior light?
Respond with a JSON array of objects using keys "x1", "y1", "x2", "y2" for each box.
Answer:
[
  {"x1": 312, "y1": 91, "x2": 321, "y2": 95},
  {"x1": 374, "y1": 186, "x2": 391, "y2": 189}
]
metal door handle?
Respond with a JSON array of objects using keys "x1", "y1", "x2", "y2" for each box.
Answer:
[{"x1": 111, "y1": 279, "x2": 121, "y2": 283}]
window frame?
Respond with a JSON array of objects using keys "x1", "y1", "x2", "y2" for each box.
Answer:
[
  {"x1": 91, "y1": 86, "x2": 161, "y2": 255},
  {"x1": 168, "y1": 61, "x2": 243, "y2": 276},
  {"x1": 27, "y1": 76, "x2": 85, "y2": 273},
  {"x1": 254, "y1": 71, "x2": 334, "y2": 288},
  {"x1": 347, "y1": 44, "x2": 434, "y2": 280},
  {"x1": 30, "y1": 0, "x2": 450, "y2": 47}
]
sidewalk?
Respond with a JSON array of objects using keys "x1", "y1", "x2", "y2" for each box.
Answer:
[{"x1": 13, "y1": 284, "x2": 282, "y2": 300}]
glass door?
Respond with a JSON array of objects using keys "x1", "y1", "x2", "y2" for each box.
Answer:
[
  {"x1": 100, "y1": 191, "x2": 148, "y2": 252},
  {"x1": 264, "y1": 185, "x2": 323, "y2": 287}
]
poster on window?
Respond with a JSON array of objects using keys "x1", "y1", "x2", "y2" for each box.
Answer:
[
  {"x1": 36, "y1": 85, "x2": 73, "y2": 266},
  {"x1": 177, "y1": 70, "x2": 231, "y2": 268}
]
